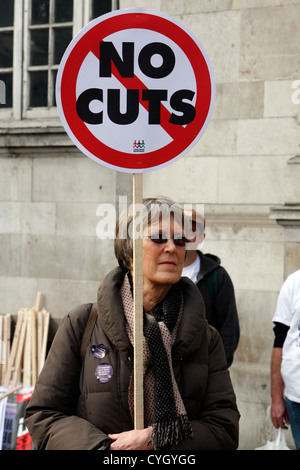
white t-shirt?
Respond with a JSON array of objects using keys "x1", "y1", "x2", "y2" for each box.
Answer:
[
  {"x1": 182, "y1": 254, "x2": 201, "y2": 283},
  {"x1": 273, "y1": 270, "x2": 300, "y2": 403}
]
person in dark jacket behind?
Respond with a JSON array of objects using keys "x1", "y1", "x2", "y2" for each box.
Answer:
[
  {"x1": 25, "y1": 197, "x2": 239, "y2": 451},
  {"x1": 182, "y1": 209, "x2": 240, "y2": 367}
]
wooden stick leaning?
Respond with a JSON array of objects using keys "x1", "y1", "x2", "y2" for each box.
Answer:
[
  {"x1": 0, "y1": 385, "x2": 22, "y2": 401},
  {"x1": 37, "y1": 310, "x2": 43, "y2": 374},
  {"x1": 3, "y1": 310, "x2": 24, "y2": 388},
  {"x1": 0, "y1": 314, "x2": 10, "y2": 385},
  {"x1": 3, "y1": 314, "x2": 11, "y2": 384},
  {"x1": 11, "y1": 309, "x2": 28, "y2": 388},
  {"x1": 35, "y1": 292, "x2": 43, "y2": 312},
  {"x1": 32, "y1": 292, "x2": 42, "y2": 384},
  {"x1": 0, "y1": 315, "x2": 9, "y2": 384},
  {"x1": 23, "y1": 309, "x2": 32, "y2": 388},
  {"x1": 133, "y1": 173, "x2": 144, "y2": 430},
  {"x1": 1, "y1": 292, "x2": 50, "y2": 395},
  {"x1": 31, "y1": 308, "x2": 37, "y2": 386},
  {"x1": 39, "y1": 310, "x2": 50, "y2": 375}
]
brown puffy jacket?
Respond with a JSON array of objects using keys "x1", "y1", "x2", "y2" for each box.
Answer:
[{"x1": 25, "y1": 267, "x2": 239, "y2": 450}]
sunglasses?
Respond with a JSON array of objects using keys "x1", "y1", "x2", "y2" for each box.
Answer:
[{"x1": 145, "y1": 233, "x2": 189, "y2": 247}]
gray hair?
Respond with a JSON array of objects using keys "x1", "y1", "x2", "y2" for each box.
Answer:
[{"x1": 114, "y1": 196, "x2": 187, "y2": 271}]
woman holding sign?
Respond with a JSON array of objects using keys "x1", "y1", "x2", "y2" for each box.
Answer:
[{"x1": 25, "y1": 197, "x2": 239, "y2": 450}]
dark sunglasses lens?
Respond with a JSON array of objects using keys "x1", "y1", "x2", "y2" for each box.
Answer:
[
  {"x1": 150, "y1": 234, "x2": 167, "y2": 244},
  {"x1": 150, "y1": 235, "x2": 187, "y2": 246},
  {"x1": 151, "y1": 238, "x2": 167, "y2": 244},
  {"x1": 174, "y1": 238, "x2": 186, "y2": 247}
]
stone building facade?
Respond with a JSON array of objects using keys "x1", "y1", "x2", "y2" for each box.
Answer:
[{"x1": 1, "y1": 0, "x2": 300, "y2": 449}]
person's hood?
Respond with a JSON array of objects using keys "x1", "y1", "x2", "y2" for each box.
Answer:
[{"x1": 197, "y1": 251, "x2": 221, "y2": 279}]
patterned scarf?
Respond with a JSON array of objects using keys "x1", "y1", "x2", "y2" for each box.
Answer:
[{"x1": 121, "y1": 274, "x2": 193, "y2": 450}]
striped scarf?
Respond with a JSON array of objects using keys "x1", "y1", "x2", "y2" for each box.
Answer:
[{"x1": 121, "y1": 274, "x2": 193, "y2": 450}]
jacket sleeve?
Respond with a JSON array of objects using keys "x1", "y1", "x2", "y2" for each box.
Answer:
[
  {"x1": 172, "y1": 326, "x2": 240, "y2": 450},
  {"x1": 24, "y1": 306, "x2": 108, "y2": 450},
  {"x1": 214, "y1": 267, "x2": 240, "y2": 367}
]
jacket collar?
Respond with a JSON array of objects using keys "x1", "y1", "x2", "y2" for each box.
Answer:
[{"x1": 97, "y1": 267, "x2": 132, "y2": 354}]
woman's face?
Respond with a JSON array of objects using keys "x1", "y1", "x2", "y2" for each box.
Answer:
[{"x1": 142, "y1": 215, "x2": 186, "y2": 289}]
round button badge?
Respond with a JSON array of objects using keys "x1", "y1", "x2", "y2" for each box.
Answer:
[
  {"x1": 95, "y1": 363, "x2": 114, "y2": 383},
  {"x1": 91, "y1": 343, "x2": 108, "y2": 359},
  {"x1": 56, "y1": 8, "x2": 215, "y2": 173}
]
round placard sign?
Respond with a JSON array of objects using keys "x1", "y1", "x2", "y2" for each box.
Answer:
[{"x1": 56, "y1": 8, "x2": 215, "y2": 173}]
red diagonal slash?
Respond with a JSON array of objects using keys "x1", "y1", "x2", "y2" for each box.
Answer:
[{"x1": 90, "y1": 46, "x2": 188, "y2": 142}]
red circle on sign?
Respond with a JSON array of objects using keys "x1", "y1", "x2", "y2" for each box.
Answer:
[{"x1": 56, "y1": 9, "x2": 215, "y2": 173}]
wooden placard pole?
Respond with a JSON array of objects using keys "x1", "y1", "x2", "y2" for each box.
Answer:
[
  {"x1": 3, "y1": 310, "x2": 24, "y2": 388},
  {"x1": 40, "y1": 310, "x2": 50, "y2": 374},
  {"x1": 12, "y1": 309, "x2": 28, "y2": 388},
  {"x1": 133, "y1": 173, "x2": 144, "y2": 430}
]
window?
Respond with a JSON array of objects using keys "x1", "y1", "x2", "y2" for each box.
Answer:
[
  {"x1": 0, "y1": 0, "x2": 14, "y2": 108},
  {"x1": 0, "y1": 0, "x2": 118, "y2": 120},
  {"x1": 92, "y1": 0, "x2": 114, "y2": 19},
  {"x1": 25, "y1": 0, "x2": 74, "y2": 109}
]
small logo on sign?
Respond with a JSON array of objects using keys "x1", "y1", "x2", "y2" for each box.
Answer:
[{"x1": 133, "y1": 140, "x2": 145, "y2": 152}]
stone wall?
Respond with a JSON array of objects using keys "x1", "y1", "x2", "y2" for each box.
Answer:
[{"x1": 1, "y1": 0, "x2": 300, "y2": 449}]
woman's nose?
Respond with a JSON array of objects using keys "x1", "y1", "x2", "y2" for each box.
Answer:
[{"x1": 163, "y1": 239, "x2": 177, "y2": 251}]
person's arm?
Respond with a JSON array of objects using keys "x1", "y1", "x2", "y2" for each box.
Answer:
[
  {"x1": 25, "y1": 307, "x2": 109, "y2": 450},
  {"x1": 212, "y1": 268, "x2": 239, "y2": 367},
  {"x1": 270, "y1": 346, "x2": 290, "y2": 429},
  {"x1": 270, "y1": 319, "x2": 290, "y2": 429}
]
